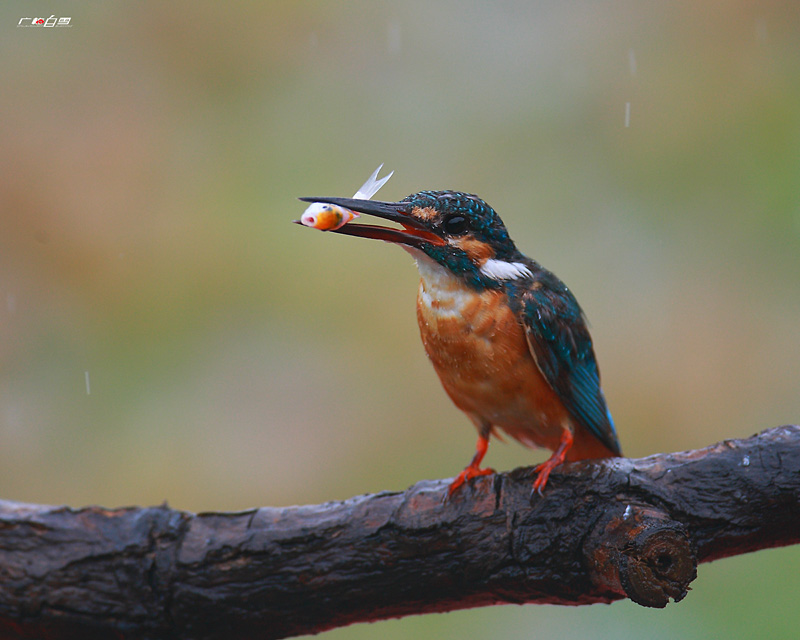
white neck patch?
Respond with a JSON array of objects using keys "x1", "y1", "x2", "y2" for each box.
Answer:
[{"x1": 479, "y1": 258, "x2": 533, "y2": 281}]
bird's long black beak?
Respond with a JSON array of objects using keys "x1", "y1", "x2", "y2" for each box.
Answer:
[{"x1": 297, "y1": 197, "x2": 445, "y2": 248}]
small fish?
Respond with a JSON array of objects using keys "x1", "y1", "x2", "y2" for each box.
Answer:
[
  {"x1": 299, "y1": 202, "x2": 358, "y2": 231},
  {"x1": 298, "y1": 164, "x2": 393, "y2": 231}
]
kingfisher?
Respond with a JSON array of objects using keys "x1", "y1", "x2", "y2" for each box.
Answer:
[{"x1": 298, "y1": 189, "x2": 621, "y2": 495}]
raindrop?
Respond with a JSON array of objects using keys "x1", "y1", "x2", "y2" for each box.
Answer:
[
  {"x1": 85, "y1": 371, "x2": 91, "y2": 395},
  {"x1": 755, "y1": 19, "x2": 768, "y2": 44},
  {"x1": 624, "y1": 102, "x2": 631, "y2": 127},
  {"x1": 387, "y1": 21, "x2": 401, "y2": 55},
  {"x1": 623, "y1": 505, "x2": 632, "y2": 519},
  {"x1": 628, "y1": 49, "x2": 637, "y2": 76}
]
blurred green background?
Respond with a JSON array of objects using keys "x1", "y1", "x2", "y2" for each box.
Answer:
[{"x1": 1, "y1": 1, "x2": 799, "y2": 638}]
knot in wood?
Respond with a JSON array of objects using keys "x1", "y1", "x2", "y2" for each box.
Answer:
[{"x1": 585, "y1": 504, "x2": 697, "y2": 608}]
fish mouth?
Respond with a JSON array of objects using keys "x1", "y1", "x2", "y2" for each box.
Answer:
[{"x1": 296, "y1": 197, "x2": 445, "y2": 248}]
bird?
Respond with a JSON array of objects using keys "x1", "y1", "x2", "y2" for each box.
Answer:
[{"x1": 297, "y1": 189, "x2": 621, "y2": 495}]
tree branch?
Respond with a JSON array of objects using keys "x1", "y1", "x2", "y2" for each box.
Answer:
[{"x1": 1, "y1": 425, "x2": 798, "y2": 640}]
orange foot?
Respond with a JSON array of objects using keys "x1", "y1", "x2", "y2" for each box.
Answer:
[
  {"x1": 448, "y1": 464, "x2": 495, "y2": 496},
  {"x1": 447, "y1": 433, "x2": 494, "y2": 496},
  {"x1": 532, "y1": 429, "x2": 574, "y2": 496}
]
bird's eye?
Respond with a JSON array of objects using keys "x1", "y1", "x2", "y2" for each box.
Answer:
[{"x1": 443, "y1": 214, "x2": 468, "y2": 235}]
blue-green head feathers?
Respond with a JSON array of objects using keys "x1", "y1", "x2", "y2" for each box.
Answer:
[{"x1": 400, "y1": 191, "x2": 517, "y2": 257}]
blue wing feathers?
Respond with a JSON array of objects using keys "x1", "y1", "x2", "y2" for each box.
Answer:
[{"x1": 513, "y1": 271, "x2": 621, "y2": 456}]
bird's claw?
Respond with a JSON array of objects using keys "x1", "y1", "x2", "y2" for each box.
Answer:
[{"x1": 446, "y1": 465, "x2": 495, "y2": 499}]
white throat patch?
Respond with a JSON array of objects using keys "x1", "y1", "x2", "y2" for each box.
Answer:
[{"x1": 479, "y1": 259, "x2": 533, "y2": 281}]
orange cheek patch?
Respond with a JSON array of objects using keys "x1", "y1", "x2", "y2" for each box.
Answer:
[
  {"x1": 451, "y1": 237, "x2": 495, "y2": 264},
  {"x1": 411, "y1": 206, "x2": 439, "y2": 222}
]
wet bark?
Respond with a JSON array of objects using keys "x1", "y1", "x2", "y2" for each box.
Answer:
[{"x1": 0, "y1": 425, "x2": 798, "y2": 640}]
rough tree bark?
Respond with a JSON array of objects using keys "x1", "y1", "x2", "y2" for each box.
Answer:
[{"x1": 0, "y1": 425, "x2": 798, "y2": 640}]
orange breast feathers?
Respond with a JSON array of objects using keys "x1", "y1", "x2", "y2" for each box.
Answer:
[{"x1": 414, "y1": 266, "x2": 610, "y2": 460}]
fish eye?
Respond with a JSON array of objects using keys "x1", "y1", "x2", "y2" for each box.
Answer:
[{"x1": 443, "y1": 214, "x2": 468, "y2": 235}]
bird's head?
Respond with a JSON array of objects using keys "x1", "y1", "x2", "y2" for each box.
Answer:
[{"x1": 298, "y1": 190, "x2": 532, "y2": 288}]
